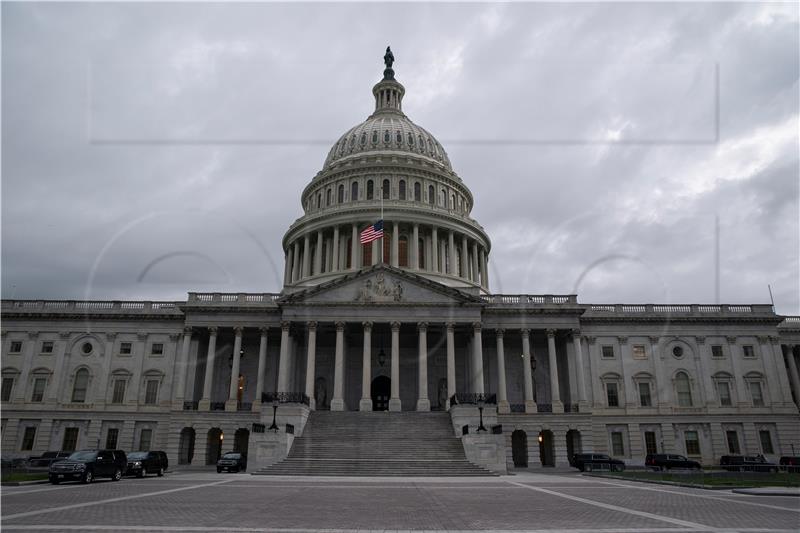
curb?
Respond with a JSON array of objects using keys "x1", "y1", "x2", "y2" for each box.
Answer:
[
  {"x1": 582, "y1": 473, "x2": 753, "y2": 491},
  {"x1": 1, "y1": 479, "x2": 50, "y2": 487},
  {"x1": 732, "y1": 488, "x2": 800, "y2": 497}
]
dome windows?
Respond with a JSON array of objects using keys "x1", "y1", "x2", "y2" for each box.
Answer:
[
  {"x1": 384, "y1": 130, "x2": 391, "y2": 143},
  {"x1": 351, "y1": 181, "x2": 359, "y2": 201},
  {"x1": 418, "y1": 135, "x2": 425, "y2": 151},
  {"x1": 399, "y1": 180, "x2": 406, "y2": 200},
  {"x1": 360, "y1": 133, "x2": 367, "y2": 146},
  {"x1": 428, "y1": 185, "x2": 435, "y2": 205},
  {"x1": 408, "y1": 133, "x2": 414, "y2": 146},
  {"x1": 396, "y1": 131, "x2": 403, "y2": 144},
  {"x1": 337, "y1": 184, "x2": 344, "y2": 203},
  {"x1": 371, "y1": 131, "x2": 378, "y2": 144},
  {"x1": 382, "y1": 179, "x2": 390, "y2": 200},
  {"x1": 414, "y1": 182, "x2": 421, "y2": 201},
  {"x1": 366, "y1": 180, "x2": 374, "y2": 200}
]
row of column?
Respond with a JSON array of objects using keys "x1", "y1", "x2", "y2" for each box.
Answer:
[
  {"x1": 283, "y1": 223, "x2": 489, "y2": 288},
  {"x1": 783, "y1": 344, "x2": 800, "y2": 406}
]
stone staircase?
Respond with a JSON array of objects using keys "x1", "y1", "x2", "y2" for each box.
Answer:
[{"x1": 252, "y1": 411, "x2": 497, "y2": 476}]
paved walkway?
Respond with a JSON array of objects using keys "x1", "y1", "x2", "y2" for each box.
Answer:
[{"x1": 1, "y1": 471, "x2": 799, "y2": 532}]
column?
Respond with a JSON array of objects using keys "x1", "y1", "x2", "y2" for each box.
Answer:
[
  {"x1": 480, "y1": 248, "x2": 489, "y2": 289},
  {"x1": 460, "y1": 236, "x2": 469, "y2": 279},
  {"x1": 304, "y1": 322, "x2": 317, "y2": 410},
  {"x1": 389, "y1": 321, "x2": 402, "y2": 411},
  {"x1": 412, "y1": 224, "x2": 419, "y2": 270},
  {"x1": 572, "y1": 330, "x2": 588, "y2": 407},
  {"x1": 332, "y1": 226, "x2": 340, "y2": 272},
  {"x1": 471, "y1": 322, "x2": 485, "y2": 394},
  {"x1": 650, "y1": 336, "x2": 669, "y2": 408},
  {"x1": 226, "y1": 327, "x2": 243, "y2": 411},
  {"x1": 360, "y1": 322, "x2": 373, "y2": 411},
  {"x1": 785, "y1": 344, "x2": 800, "y2": 406},
  {"x1": 392, "y1": 222, "x2": 399, "y2": 267},
  {"x1": 292, "y1": 241, "x2": 301, "y2": 282},
  {"x1": 446, "y1": 323, "x2": 456, "y2": 409},
  {"x1": 547, "y1": 329, "x2": 563, "y2": 413},
  {"x1": 728, "y1": 336, "x2": 747, "y2": 406},
  {"x1": 277, "y1": 322, "x2": 291, "y2": 392},
  {"x1": 98, "y1": 333, "x2": 115, "y2": 404},
  {"x1": 351, "y1": 223, "x2": 359, "y2": 270},
  {"x1": 769, "y1": 339, "x2": 794, "y2": 406},
  {"x1": 521, "y1": 329, "x2": 537, "y2": 413},
  {"x1": 331, "y1": 322, "x2": 346, "y2": 411},
  {"x1": 199, "y1": 327, "x2": 217, "y2": 411},
  {"x1": 302, "y1": 234, "x2": 311, "y2": 278},
  {"x1": 314, "y1": 231, "x2": 323, "y2": 275},
  {"x1": 431, "y1": 227, "x2": 439, "y2": 272},
  {"x1": 283, "y1": 250, "x2": 292, "y2": 285},
  {"x1": 253, "y1": 327, "x2": 268, "y2": 412},
  {"x1": 471, "y1": 242, "x2": 479, "y2": 283},
  {"x1": 416, "y1": 322, "x2": 430, "y2": 411},
  {"x1": 448, "y1": 231, "x2": 455, "y2": 275},
  {"x1": 14, "y1": 333, "x2": 37, "y2": 402},
  {"x1": 759, "y1": 336, "x2": 783, "y2": 406},
  {"x1": 495, "y1": 329, "x2": 509, "y2": 413}
]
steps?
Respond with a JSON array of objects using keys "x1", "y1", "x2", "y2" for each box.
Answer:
[{"x1": 252, "y1": 411, "x2": 497, "y2": 476}]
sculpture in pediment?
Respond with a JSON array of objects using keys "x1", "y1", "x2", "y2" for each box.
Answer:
[{"x1": 355, "y1": 273, "x2": 403, "y2": 303}]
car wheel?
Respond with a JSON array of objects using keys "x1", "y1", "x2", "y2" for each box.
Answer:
[
  {"x1": 216, "y1": 467, "x2": 222, "y2": 473},
  {"x1": 112, "y1": 468, "x2": 122, "y2": 481},
  {"x1": 82, "y1": 470, "x2": 93, "y2": 484},
  {"x1": 585, "y1": 464, "x2": 593, "y2": 472},
  {"x1": 157, "y1": 467, "x2": 164, "y2": 477}
]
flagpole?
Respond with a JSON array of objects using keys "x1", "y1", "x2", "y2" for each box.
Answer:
[{"x1": 380, "y1": 185, "x2": 385, "y2": 264}]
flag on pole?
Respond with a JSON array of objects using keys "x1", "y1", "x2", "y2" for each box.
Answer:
[{"x1": 360, "y1": 220, "x2": 384, "y2": 244}]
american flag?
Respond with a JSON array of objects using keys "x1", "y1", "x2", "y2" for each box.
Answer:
[{"x1": 360, "y1": 220, "x2": 384, "y2": 244}]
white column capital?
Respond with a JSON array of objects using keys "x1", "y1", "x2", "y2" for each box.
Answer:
[
  {"x1": 390, "y1": 321, "x2": 401, "y2": 331},
  {"x1": 280, "y1": 321, "x2": 291, "y2": 331},
  {"x1": 335, "y1": 321, "x2": 346, "y2": 331},
  {"x1": 495, "y1": 328, "x2": 505, "y2": 337},
  {"x1": 306, "y1": 321, "x2": 318, "y2": 330},
  {"x1": 233, "y1": 326, "x2": 243, "y2": 336},
  {"x1": 208, "y1": 326, "x2": 218, "y2": 335},
  {"x1": 417, "y1": 322, "x2": 428, "y2": 332}
]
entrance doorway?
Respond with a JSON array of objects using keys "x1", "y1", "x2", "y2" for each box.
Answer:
[
  {"x1": 371, "y1": 376, "x2": 390, "y2": 411},
  {"x1": 206, "y1": 428, "x2": 223, "y2": 465},
  {"x1": 539, "y1": 430, "x2": 555, "y2": 467},
  {"x1": 178, "y1": 427, "x2": 195, "y2": 465},
  {"x1": 511, "y1": 430, "x2": 528, "y2": 467},
  {"x1": 566, "y1": 430, "x2": 582, "y2": 466},
  {"x1": 234, "y1": 428, "x2": 250, "y2": 457}
]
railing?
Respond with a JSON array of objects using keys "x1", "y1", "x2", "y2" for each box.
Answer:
[
  {"x1": 183, "y1": 401, "x2": 198, "y2": 411},
  {"x1": 261, "y1": 392, "x2": 310, "y2": 405},
  {"x1": 1, "y1": 300, "x2": 182, "y2": 313},
  {"x1": 210, "y1": 402, "x2": 226, "y2": 411},
  {"x1": 481, "y1": 294, "x2": 578, "y2": 305},
  {"x1": 237, "y1": 402, "x2": 252, "y2": 412},
  {"x1": 537, "y1": 403, "x2": 553, "y2": 413},
  {"x1": 564, "y1": 403, "x2": 580, "y2": 413},
  {"x1": 187, "y1": 293, "x2": 281, "y2": 305},
  {"x1": 587, "y1": 304, "x2": 773, "y2": 314},
  {"x1": 449, "y1": 393, "x2": 497, "y2": 405}
]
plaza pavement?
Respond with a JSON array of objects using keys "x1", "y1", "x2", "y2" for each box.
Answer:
[{"x1": 1, "y1": 470, "x2": 798, "y2": 532}]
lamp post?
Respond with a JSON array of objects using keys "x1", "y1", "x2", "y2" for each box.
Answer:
[
  {"x1": 477, "y1": 398, "x2": 487, "y2": 432},
  {"x1": 268, "y1": 399, "x2": 279, "y2": 432}
]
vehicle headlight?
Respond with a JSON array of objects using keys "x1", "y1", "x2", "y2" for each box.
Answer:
[
  {"x1": 133, "y1": 461, "x2": 142, "y2": 467},
  {"x1": 75, "y1": 463, "x2": 86, "y2": 470}
]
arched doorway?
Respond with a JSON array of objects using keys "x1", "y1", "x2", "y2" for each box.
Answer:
[
  {"x1": 178, "y1": 427, "x2": 195, "y2": 465},
  {"x1": 539, "y1": 430, "x2": 555, "y2": 467},
  {"x1": 234, "y1": 428, "x2": 250, "y2": 457},
  {"x1": 511, "y1": 430, "x2": 528, "y2": 467},
  {"x1": 371, "y1": 376, "x2": 390, "y2": 411},
  {"x1": 566, "y1": 430, "x2": 582, "y2": 466},
  {"x1": 206, "y1": 428, "x2": 223, "y2": 465}
]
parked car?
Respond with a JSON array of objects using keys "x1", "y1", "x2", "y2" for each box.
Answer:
[
  {"x1": 720, "y1": 455, "x2": 778, "y2": 472},
  {"x1": 216, "y1": 452, "x2": 247, "y2": 473},
  {"x1": 571, "y1": 453, "x2": 625, "y2": 472},
  {"x1": 48, "y1": 449, "x2": 127, "y2": 484},
  {"x1": 125, "y1": 451, "x2": 168, "y2": 478},
  {"x1": 779, "y1": 456, "x2": 800, "y2": 473},
  {"x1": 645, "y1": 454, "x2": 702, "y2": 471},
  {"x1": 28, "y1": 451, "x2": 71, "y2": 468}
]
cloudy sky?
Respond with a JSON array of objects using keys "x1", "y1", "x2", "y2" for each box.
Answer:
[{"x1": 2, "y1": 2, "x2": 798, "y2": 315}]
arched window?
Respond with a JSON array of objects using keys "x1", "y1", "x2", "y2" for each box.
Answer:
[
  {"x1": 408, "y1": 133, "x2": 414, "y2": 146},
  {"x1": 440, "y1": 189, "x2": 446, "y2": 206},
  {"x1": 675, "y1": 372, "x2": 692, "y2": 407},
  {"x1": 414, "y1": 182, "x2": 421, "y2": 201},
  {"x1": 383, "y1": 130, "x2": 390, "y2": 143},
  {"x1": 360, "y1": 132, "x2": 367, "y2": 146},
  {"x1": 366, "y1": 180, "x2": 374, "y2": 200},
  {"x1": 371, "y1": 131, "x2": 378, "y2": 144},
  {"x1": 396, "y1": 131, "x2": 403, "y2": 144},
  {"x1": 317, "y1": 193, "x2": 322, "y2": 209},
  {"x1": 326, "y1": 188, "x2": 331, "y2": 206},
  {"x1": 399, "y1": 236, "x2": 409, "y2": 267},
  {"x1": 399, "y1": 180, "x2": 406, "y2": 200},
  {"x1": 451, "y1": 194, "x2": 455, "y2": 209},
  {"x1": 428, "y1": 185, "x2": 435, "y2": 205},
  {"x1": 351, "y1": 181, "x2": 359, "y2": 201},
  {"x1": 72, "y1": 368, "x2": 89, "y2": 403},
  {"x1": 382, "y1": 179, "x2": 390, "y2": 200},
  {"x1": 337, "y1": 184, "x2": 344, "y2": 203}
]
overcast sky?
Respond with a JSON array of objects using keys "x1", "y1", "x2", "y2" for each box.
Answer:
[{"x1": 2, "y1": 2, "x2": 798, "y2": 315}]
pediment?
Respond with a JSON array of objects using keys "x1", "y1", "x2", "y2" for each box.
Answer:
[{"x1": 279, "y1": 265, "x2": 483, "y2": 306}]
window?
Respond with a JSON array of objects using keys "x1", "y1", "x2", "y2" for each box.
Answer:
[
  {"x1": 750, "y1": 381, "x2": 764, "y2": 406},
  {"x1": 606, "y1": 382, "x2": 619, "y2": 407},
  {"x1": 120, "y1": 342, "x2": 132, "y2": 355},
  {"x1": 351, "y1": 181, "x2": 358, "y2": 201},
  {"x1": 62, "y1": 427, "x2": 79, "y2": 452},
  {"x1": 440, "y1": 189, "x2": 446, "y2": 206},
  {"x1": 685, "y1": 431, "x2": 700, "y2": 455},
  {"x1": 326, "y1": 188, "x2": 331, "y2": 206},
  {"x1": 41, "y1": 341, "x2": 54, "y2": 354},
  {"x1": 632, "y1": 345, "x2": 647, "y2": 359},
  {"x1": 105, "y1": 428, "x2": 119, "y2": 450},
  {"x1": 742, "y1": 345, "x2": 755, "y2": 358},
  {"x1": 672, "y1": 346, "x2": 684, "y2": 358},
  {"x1": 21, "y1": 426, "x2": 36, "y2": 451},
  {"x1": 644, "y1": 431, "x2": 658, "y2": 455},
  {"x1": 611, "y1": 432, "x2": 625, "y2": 456},
  {"x1": 139, "y1": 429, "x2": 152, "y2": 451},
  {"x1": 414, "y1": 182, "x2": 421, "y2": 201},
  {"x1": 717, "y1": 381, "x2": 732, "y2": 406},
  {"x1": 145, "y1": 380, "x2": 159, "y2": 405},
  {"x1": 759, "y1": 430, "x2": 774, "y2": 454},
  {"x1": 601, "y1": 345, "x2": 615, "y2": 358},
  {"x1": 711, "y1": 345, "x2": 724, "y2": 358},
  {"x1": 638, "y1": 382, "x2": 652, "y2": 407},
  {"x1": 366, "y1": 180, "x2": 374, "y2": 200},
  {"x1": 112, "y1": 379, "x2": 126, "y2": 404},
  {"x1": 382, "y1": 179, "x2": 390, "y2": 200},
  {"x1": 726, "y1": 431, "x2": 740, "y2": 454},
  {"x1": 398, "y1": 236, "x2": 408, "y2": 267},
  {"x1": 675, "y1": 372, "x2": 692, "y2": 407},
  {"x1": 399, "y1": 180, "x2": 406, "y2": 200},
  {"x1": 428, "y1": 185, "x2": 434, "y2": 205},
  {"x1": 71, "y1": 369, "x2": 89, "y2": 403},
  {"x1": 31, "y1": 378, "x2": 46, "y2": 403},
  {"x1": 81, "y1": 342, "x2": 92, "y2": 354},
  {"x1": 1, "y1": 377, "x2": 14, "y2": 401},
  {"x1": 337, "y1": 184, "x2": 344, "y2": 203},
  {"x1": 316, "y1": 193, "x2": 321, "y2": 209},
  {"x1": 151, "y1": 343, "x2": 163, "y2": 356},
  {"x1": 10, "y1": 341, "x2": 22, "y2": 353}
]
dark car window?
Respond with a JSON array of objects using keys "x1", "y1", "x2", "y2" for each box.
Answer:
[
  {"x1": 68, "y1": 451, "x2": 97, "y2": 461},
  {"x1": 594, "y1": 455, "x2": 611, "y2": 460},
  {"x1": 222, "y1": 453, "x2": 241, "y2": 459},
  {"x1": 127, "y1": 452, "x2": 147, "y2": 460}
]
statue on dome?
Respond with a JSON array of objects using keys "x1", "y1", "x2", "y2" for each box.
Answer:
[{"x1": 384, "y1": 46, "x2": 394, "y2": 69}]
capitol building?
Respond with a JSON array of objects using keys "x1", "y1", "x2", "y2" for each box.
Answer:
[{"x1": 2, "y1": 50, "x2": 799, "y2": 474}]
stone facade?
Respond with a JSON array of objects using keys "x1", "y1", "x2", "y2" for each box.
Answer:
[{"x1": 2, "y1": 54, "x2": 799, "y2": 470}]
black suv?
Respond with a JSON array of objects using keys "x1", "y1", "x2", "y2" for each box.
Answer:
[
  {"x1": 216, "y1": 452, "x2": 247, "y2": 473},
  {"x1": 28, "y1": 451, "x2": 71, "y2": 468},
  {"x1": 779, "y1": 456, "x2": 800, "y2": 473},
  {"x1": 571, "y1": 453, "x2": 625, "y2": 472},
  {"x1": 720, "y1": 455, "x2": 778, "y2": 472},
  {"x1": 49, "y1": 449, "x2": 127, "y2": 484},
  {"x1": 645, "y1": 454, "x2": 701, "y2": 471},
  {"x1": 125, "y1": 451, "x2": 168, "y2": 478}
]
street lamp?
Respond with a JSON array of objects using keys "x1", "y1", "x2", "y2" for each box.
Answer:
[
  {"x1": 477, "y1": 398, "x2": 487, "y2": 432},
  {"x1": 268, "y1": 399, "x2": 279, "y2": 432}
]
